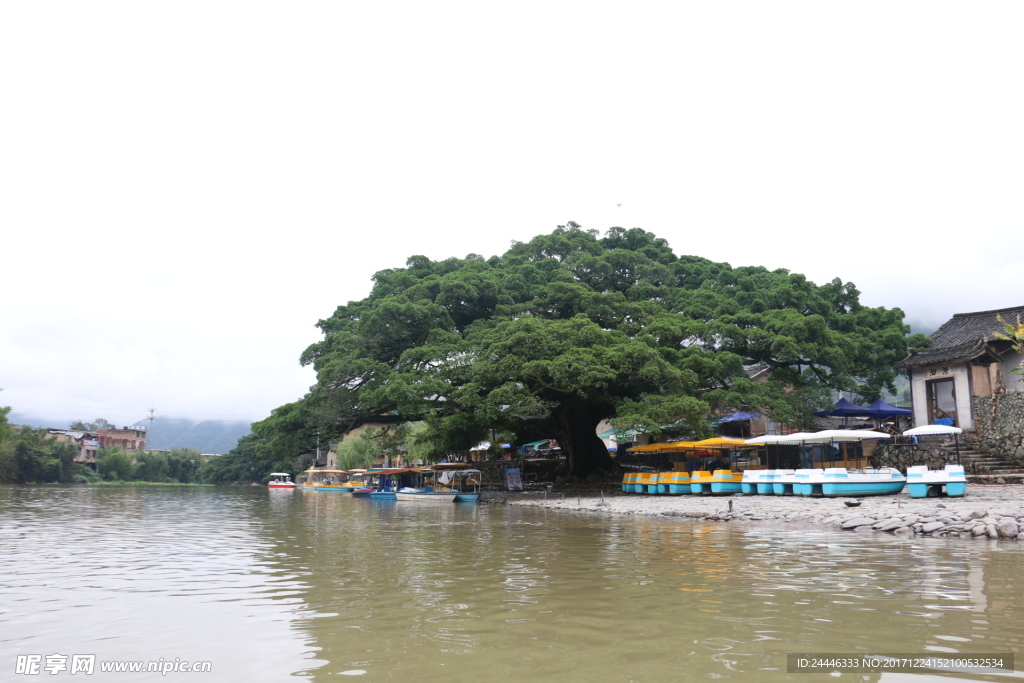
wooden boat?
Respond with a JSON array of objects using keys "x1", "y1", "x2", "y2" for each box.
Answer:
[
  {"x1": 820, "y1": 468, "x2": 906, "y2": 497},
  {"x1": 267, "y1": 473, "x2": 296, "y2": 489},
  {"x1": 906, "y1": 465, "x2": 966, "y2": 498},
  {"x1": 394, "y1": 488, "x2": 459, "y2": 502}
]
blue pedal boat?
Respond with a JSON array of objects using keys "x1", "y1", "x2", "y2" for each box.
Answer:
[
  {"x1": 820, "y1": 468, "x2": 906, "y2": 497},
  {"x1": 906, "y1": 465, "x2": 967, "y2": 498}
]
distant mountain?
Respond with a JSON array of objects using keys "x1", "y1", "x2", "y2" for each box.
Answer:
[
  {"x1": 7, "y1": 413, "x2": 75, "y2": 430},
  {"x1": 135, "y1": 419, "x2": 252, "y2": 454},
  {"x1": 6, "y1": 414, "x2": 252, "y2": 454}
]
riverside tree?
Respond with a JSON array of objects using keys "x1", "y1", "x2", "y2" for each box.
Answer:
[{"x1": 292, "y1": 224, "x2": 910, "y2": 478}]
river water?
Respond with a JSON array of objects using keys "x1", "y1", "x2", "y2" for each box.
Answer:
[{"x1": 1, "y1": 486, "x2": 1022, "y2": 682}]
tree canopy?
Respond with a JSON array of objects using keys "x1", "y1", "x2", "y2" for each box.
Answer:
[{"x1": 292, "y1": 224, "x2": 910, "y2": 477}]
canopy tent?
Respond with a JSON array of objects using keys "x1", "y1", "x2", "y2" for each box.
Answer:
[
  {"x1": 863, "y1": 399, "x2": 912, "y2": 417},
  {"x1": 814, "y1": 398, "x2": 912, "y2": 419},
  {"x1": 813, "y1": 397, "x2": 867, "y2": 417},
  {"x1": 519, "y1": 440, "x2": 550, "y2": 453}
]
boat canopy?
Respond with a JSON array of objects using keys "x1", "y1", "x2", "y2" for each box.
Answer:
[
  {"x1": 689, "y1": 437, "x2": 748, "y2": 449},
  {"x1": 269, "y1": 472, "x2": 291, "y2": 477},
  {"x1": 626, "y1": 443, "x2": 675, "y2": 453},
  {"x1": 903, "y1": 425, "x2": 963, "y2": 437},
  {"x1": 799, "y1": 429, "x2": 892, "y2": 443}
]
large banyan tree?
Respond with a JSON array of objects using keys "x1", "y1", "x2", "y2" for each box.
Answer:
[{"x1": 295, "y1": 224, "x2": 910, "y2": 478}]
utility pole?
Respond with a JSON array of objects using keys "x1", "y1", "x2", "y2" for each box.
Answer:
[{"x1": 147, "y1": 406, "x2": 157, "y2": 451}]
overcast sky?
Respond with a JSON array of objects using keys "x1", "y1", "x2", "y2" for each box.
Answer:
[{"x1": 2, "y1": 1, "x2": 1022, "y2": 427}]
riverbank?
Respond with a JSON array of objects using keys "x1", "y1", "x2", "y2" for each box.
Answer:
[{"x1": 493, "y1": 486, "x2": 1024, "y2": 540}]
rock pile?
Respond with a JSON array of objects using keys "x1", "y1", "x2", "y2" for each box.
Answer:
[{"x1": 501, "y1": 486, "x2": 1024, "y2": 541}]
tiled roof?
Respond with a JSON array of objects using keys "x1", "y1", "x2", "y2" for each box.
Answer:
[{"x1": 896, "y1": 305, "x2": 1024, "y2": 368}]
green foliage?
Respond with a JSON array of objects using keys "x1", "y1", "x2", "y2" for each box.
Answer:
[
  {"x1": 69, "y1": 418, "x2": 114, "y2": 431},
  {"x1": 0, "y1": 425, "x2": 77, "y2": 484},
  {"x1": 906, "y1": 333, "x2": 931, "y2": 350},
  {"x1": 96, "y1": 447, "x2": 135, "y2": 481},
  {"x1": 279, "y1": 224, "x2": 910, "y2": 477},
  {"x1": 127, "y1": 449, "x2": 203, "y2": 483},
  {"x1": 996, "y1": 315, "x2": 1024, "y2": 376}
]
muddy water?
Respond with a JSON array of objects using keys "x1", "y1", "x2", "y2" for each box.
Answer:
[{"x1": 1, "y1": 486, "x2": 1021, "y2": 682}]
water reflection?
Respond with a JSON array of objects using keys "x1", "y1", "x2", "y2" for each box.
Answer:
[{"x1": 2, "y1": 486, "x2": 1023, "y2": 682}]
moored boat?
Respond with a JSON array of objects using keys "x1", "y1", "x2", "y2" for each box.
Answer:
[
  {"x1": 820, "y1": 468, "x2": 906, "y2": 497},
  {"x1": 666, "y1": 471, "x2": 691, "y2": 495},
  {"x1": 740, "y1": 470, "x2": 766, "y2": 495},
  {"x1": 756, "y1": 470, "x2": 777, "y2": 495},
  {"x1": 301, "y1": 469, "x2": 348, "y2": 492},
  {"x1": 906, "y1": 465, "x2": 966, "y2": 498},
  {"x1": 689, "y1": 470, "x2": 714, "y2": 494},
  {"x1": 793, "y1": 468, "x2": 828, "y2": 496},
  {"x1": 772, "y1": 470, "x2": 797, "y2": 495},
  {"x1": 709, "y1": 469, "x2": 743, "y2": 494},
  {"x1": 426, "y1": 465, "x2": 482, "y2": 503},
  {"x1": 394, "y1": 488, "x2": 460, "y2": 502}
]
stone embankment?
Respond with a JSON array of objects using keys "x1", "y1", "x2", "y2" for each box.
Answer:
[{"x1": 495, "y1": 487, "x2": 1024, "y2": 541}]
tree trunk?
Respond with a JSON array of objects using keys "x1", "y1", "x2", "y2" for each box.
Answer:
[{"x1": 553, "y1": 405, "x2": 620, "y2": 479}]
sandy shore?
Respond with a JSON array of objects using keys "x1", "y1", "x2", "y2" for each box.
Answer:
[{"x1": 495, "y1": 486, "x2": 1024, "y2": 540}]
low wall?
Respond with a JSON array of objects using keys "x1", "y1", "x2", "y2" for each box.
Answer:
[
  {"x1": 874, "y1": 437, "x2": 960, "y2": 470},
  {"x1": 972, "y1": 393, "x2": 1024, "y2": 462}
]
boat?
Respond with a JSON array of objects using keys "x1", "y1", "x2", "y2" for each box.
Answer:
[
  {"x1": 756, "y1": 470, "x2": 777, "y2": 495},
  {"x1": 689, "y1": 470, "x2": 714, "y2": 494},
  {"x1": 771, "y1": 470, "x2": 797, "y2": 495},
  {"x1": 793, "y1": 468, "x2": 828, "y2": 496},
  {"x1": 394, "y1": 488, "x2": 460, "y2": 502},
  {"x1": 339, "y1": 469, "x2": 371, "y2": 492},
  {"x1": 820, "y1": 468, "x2": 907, "y2": 497},
  {"x1": 740, "y1": 470, "x2": 768, "y2": 494},
  {"x1": 301, "y1": 469, "x2": 348, "y2": 492},
  {"x1": 362, "y1": 468, "x2": 422, "y2": 500},
  {"x1": 433, "y1": 466, "x2": 482, "y2": 503},
  {"x1": 709, "y1": 469, "x2": 743, "y2": 494},
  {"x1": 906, "y1": 465, "x2": 967, "y2": 498},
  {"x1": 666, "y1": 471, "x2": 691, "y2": 495},
  {"x1": 267, "y1": 473, "x2": 296, "y2": 489}
]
